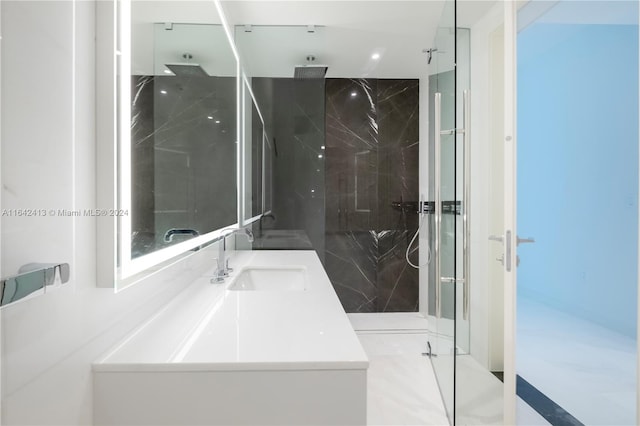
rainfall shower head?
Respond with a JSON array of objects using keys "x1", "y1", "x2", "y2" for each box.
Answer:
[
  {"x1": 165, "y1": 53, "x2": 209, "y2": 77},
  {"x1": 294, "y1": 66, "x2": 328, "y2": 79},
  {"x1": 294, "y1": 55, "x2": 328, "y2": 80},
  {"x1": 165, "y1": 63, "x2": 209, "y2": 77}
]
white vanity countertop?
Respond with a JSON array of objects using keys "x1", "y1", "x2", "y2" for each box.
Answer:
[{"x1": 94, "y1": 251, "x2": 368, "y2": 372}]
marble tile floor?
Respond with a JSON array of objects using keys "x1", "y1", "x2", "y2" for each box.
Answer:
[
  {"x1": 358, "y1": 333, "x2": 450, "y2": 425},
  {"x1": 455, "y1": 354, "x2": 504, "y2": 425},
  {"x1": 350, "y1": 313, "x2": 446, "y2": 425},
  {"x1": 517, "y1": 398, "x2": 552, "y2": 425},
  {"x1": 518, "y1": 297, "x2": 636, "y2": 425},
  {"x1": 350, "y1": 312, "x2": 554, "y2": 426},
  {"x1": 350, "y1": 312, "x2": 430, "y2": 332}
]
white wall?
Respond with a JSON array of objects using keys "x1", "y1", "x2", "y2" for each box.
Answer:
[
  {"x1": 0, "y1": 2, "x2": 225, "y2": 424},
  {"x1": 1, "y1": 0, "x2": 74, "y2": 278}
]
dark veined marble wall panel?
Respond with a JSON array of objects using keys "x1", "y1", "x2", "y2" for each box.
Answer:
[{"x1": 325, "y1": 78, "x2": 420, "y2": 313}]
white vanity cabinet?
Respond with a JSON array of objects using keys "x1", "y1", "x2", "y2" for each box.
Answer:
[{"x1": 93, "y1": 251, "x2": 368, "y2": 426}]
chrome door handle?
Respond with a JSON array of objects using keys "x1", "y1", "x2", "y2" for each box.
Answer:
[
  {"x1": 462, "y1": 90, "x2": 470, "y2": 321},
  {"x1": 434, "y1": 92, "x2": 442, "y2": 319}
]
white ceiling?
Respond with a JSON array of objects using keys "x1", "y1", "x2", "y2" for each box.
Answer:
[
  {"x1": 132, "y1": 0, "x2": 498, "y2": 78},
  {"x1": 224, "y1": 0, "x2": 497, "y2": 78},
  {"x1": 225, "y1": 1, "x2": 441, "y2": 78}
]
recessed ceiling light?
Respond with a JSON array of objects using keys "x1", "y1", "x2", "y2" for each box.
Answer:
[
  {"x1": 164, "y1": 69, "x2": 172, "y2": 74},
  {"x1": 371, "y1": 53, "x2": 380, "y2": 60},
  {"x1": 311, "y1": 189, "x2": 315, "y2": 193},
  {"x1": 160, "y1": 90, "x2": 167, "y2": 95},
  {"x1": 318, "y1": 154, "x2": 323, "y2": 159},
  {"x1": 321, "y1": 145, "x2": 325, "y2": 150},
  {"x1": 215, "y1": 120, "x2": 221, "y2": 124},
  {"x1": 350, "y1": 91, "x2": 357, "y2": 97},
  {"x1": 207, "y1": 116, "x2": 214, "y2": 120}
]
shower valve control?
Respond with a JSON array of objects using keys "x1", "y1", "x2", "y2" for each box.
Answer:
[{"x1": 418, "y1": 201, "x2": 432, "y2": 214}]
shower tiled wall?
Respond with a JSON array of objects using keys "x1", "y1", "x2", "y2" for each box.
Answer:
[
  {"x1": 250, "y1": 77, "x2": 419, "y2": 313},
  {"x1": 325, "y1": 78, "x2": 420, "y2": 313}
]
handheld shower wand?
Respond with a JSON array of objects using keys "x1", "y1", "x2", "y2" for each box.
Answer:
[{"x1": 406, "y1": 194, "x2": 432, "y2": 269}]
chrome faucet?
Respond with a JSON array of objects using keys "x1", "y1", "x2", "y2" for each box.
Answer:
[{"x1": 211, "y1": 227, "x2": 254, "y2": 283}]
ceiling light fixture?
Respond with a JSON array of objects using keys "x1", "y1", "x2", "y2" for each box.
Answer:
[{"x1": 371, "y1": 53, "x2": 380, "y2": 60}]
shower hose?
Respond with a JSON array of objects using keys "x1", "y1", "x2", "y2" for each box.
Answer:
[{"x1": 406, "y1": 213, "x2": 431, "y2": 269}]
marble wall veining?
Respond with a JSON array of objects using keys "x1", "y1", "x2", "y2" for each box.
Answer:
[{"x1": 325, "y1": 78, "x2": 420, "y2": 313}]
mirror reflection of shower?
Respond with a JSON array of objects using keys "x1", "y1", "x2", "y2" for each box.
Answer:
[{"x1": 165, "y1": 53, "x2": 209, "y2": 77}]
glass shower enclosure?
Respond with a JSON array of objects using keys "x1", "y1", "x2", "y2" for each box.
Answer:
[
  {"x1": 428, "y1": 0, "x2": 464, "y2": 422},
  {"x1": 428, "y1": 0, "x2": 476, "y2": 423}
]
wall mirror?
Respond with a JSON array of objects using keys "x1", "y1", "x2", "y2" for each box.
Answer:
[{"x1": 117, "y1": 0, "x2": 239, "y2": 281}]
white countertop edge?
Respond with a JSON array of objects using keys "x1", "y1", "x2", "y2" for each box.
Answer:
[{"x1": 92, "y1": 360, "x2": 369, "y2": 373}]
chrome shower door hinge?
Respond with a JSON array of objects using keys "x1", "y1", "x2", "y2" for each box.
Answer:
[{"x1": 422, "y1": 341, "x2": 437, "y2": 358}]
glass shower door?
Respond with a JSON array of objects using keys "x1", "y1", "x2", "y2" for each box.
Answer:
[{"x1": 428, "y1": 0, "x2": 457, "y2": 422}]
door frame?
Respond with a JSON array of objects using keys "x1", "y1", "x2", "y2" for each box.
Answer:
[{"x1": 503, "y1": 1, "x2": 517, "y2": 424}]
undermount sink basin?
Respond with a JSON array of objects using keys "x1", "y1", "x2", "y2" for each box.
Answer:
[{"x1": 228, "y1": 267, "x2": 308, "y2": 291}]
